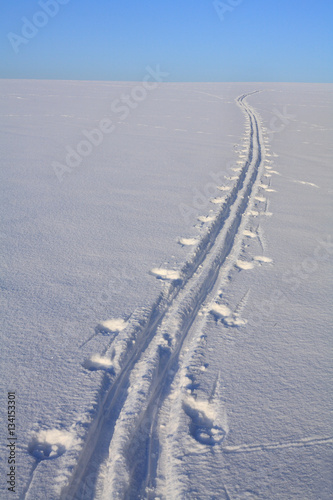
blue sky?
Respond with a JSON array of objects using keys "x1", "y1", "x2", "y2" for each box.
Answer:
[{"x1": 1, "y1": 0, "x2": 332, "y2": 82}]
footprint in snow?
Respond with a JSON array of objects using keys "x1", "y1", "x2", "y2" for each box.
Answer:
[
  {"x1": 80, "y1": 318, "x2": 128, "y2": 348},
  {"x1": 182, "y1": 396, "x2": 226, "y2": 446},
  {"x1": 28, "y1": 429, "x2": 80, "y2": 461},
  {"x1": 210, "y1": 303, "x2": 247, "y2": 327},
  {"x1": 235, "y1": 257, "x2": 272, "y2": 271},
  {"x1": 248, "y1": 210, "x2": 273, "y2": 217}
]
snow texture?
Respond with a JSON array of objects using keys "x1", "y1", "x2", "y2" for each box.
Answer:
[{"x1": 0, "y1": 81, "x2": 332, "y2": 500}]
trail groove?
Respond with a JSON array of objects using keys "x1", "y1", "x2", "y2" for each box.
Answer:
[{"x1": 61, "y1": 91, "x2": 264, "y2": 500}]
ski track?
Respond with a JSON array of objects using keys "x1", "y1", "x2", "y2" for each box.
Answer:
[
  {"x1": 57, "y1": 90, "x2": 270, "y2": 499},
  {"x1": 222, "y1": 436, "x2": 333, "y2": 454}
]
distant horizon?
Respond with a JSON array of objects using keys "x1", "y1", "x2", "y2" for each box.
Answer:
[
  {"x1": 1, "y1": 77, "x2": 332, "y2": 84},
  {"x1": 1, "y1": 0, "x2": 332, "y2": 83}
]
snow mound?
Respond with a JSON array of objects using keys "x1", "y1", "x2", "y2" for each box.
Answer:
[
  {"x1": 293, "y1": 180, "x2": 319, "y2": 188},
  {"x1": 179, "y1": 237, "x2": 197, "y2": 246},
  {"x1": 150, "y1": 268, "x2": 181, "y2": 281},
  {"x1": 236, "y1": 260, "x2": 254, "y2": 270},
  {"x1": 243, "y1": 230, "x2": 257, "y2": 238},
  {"x1": 210, "y1": 197, "x2": 225, "y2": 204},
  {"x1": 217, "y1": 185, "x2": 231, "y2": 191},
  {"x1": 248, "y1": 210, "x2": 259, "y2": 216},
  {"x1": 97, "y1": 318, "x2": 127, "y2": 333},
  {"x1": 210, "y1": 303, "x2": 232, "y2": 318},
  {"x1": 82, "y1": 354, "x2": 114, "y2": 371},
  {"x1": 253, "y1": 255, "x2": 273, "y2": 263},
  {"x1": 197, "y1": 215, "x2": 215, "y2": 223},
  {"x1": 224, "y1": 316, "x2": 247, "y2": 327}
]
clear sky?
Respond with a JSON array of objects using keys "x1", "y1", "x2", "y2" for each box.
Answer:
[{"x1": 1, "y1": 0, "x2": 332, "y2": 82}]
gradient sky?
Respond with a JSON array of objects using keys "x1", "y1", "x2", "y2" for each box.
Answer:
[{"x1": 1, "y1": 0, "x2": 332, "y2": 82}]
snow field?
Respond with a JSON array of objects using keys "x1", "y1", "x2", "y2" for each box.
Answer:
[{"x1": 1, "y1": 81, "x2": 331, "y2": 499}]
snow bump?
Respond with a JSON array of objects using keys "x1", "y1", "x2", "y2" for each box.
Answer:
[
  {"x1": 178, "y1": 237, "x2": 197, "y2": 246},
  {"x1": 197, "y1": 215, "x2": 215, "y2": 223},
  {"x1": 82, "y1": 354, "x2": 114, "y2": 371},
  {"x1": 210, "y1": 303, "x2": 232, "y2": 319},
  {"x1": 235, "y1": 260, "x2": 254, "y2": 270},
  {"x1": 210, "y1": 197, "x2": 225, "y2": 204},
  {"x1": 293, "y1": 180, "x2": 319, "y2": 188},
  {"x1": 150, "y1": 268, "x2": 181, "y2": 281},
  {"x1": 253, "y1": 255, "x2": 273, "y2": 263},
  {"x1": 243, "y1": 229, "x2": 257, "y2": 238},
  {"x1": 97, "y1": 318, "x2": 127, "y2": 333}
]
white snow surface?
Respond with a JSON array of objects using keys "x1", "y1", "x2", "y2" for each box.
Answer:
[
  {"x1": 0, "y1": 81, "x2": 332, "y2": 499},
  {"x1": 97, "y1": 318, "x2": 127, "y2": 333}
]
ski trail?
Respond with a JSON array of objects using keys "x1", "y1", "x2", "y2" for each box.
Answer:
[
  {"x1": 61, "y1": 91, "x2": 264, "y2": 500},
  {"x1": 223, "y1": 436, "x2": 333, "y2": 454},
  {"x1": 101, "y1": 92, "x2": 264, "y2": 499},
  {"x1": 20, "y1": 462, "x2": 39, "y2": 500}
]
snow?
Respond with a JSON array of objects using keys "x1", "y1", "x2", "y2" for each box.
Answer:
[
  {"x1": 28, "y1": 429, "x2": 81, "y2": 461},
  {"x1": 97, "y1": 318, "x2": 127, "y2": 333},
  {"x1": 243, "y1": 229, "x2": 257, "y2": 238},
  {"x1": 235, "y1": 260, "x2": 255, "y2": 270},
  {"x1": 210, "y1": 196, "x2": 225, "y2": 204},
  {"x1": 178, "y1": 237, "x2": 197, "y2": 246},
  {"x1": 253, "y1": 255, "x2": 273, "y2": 263},
  {"x1": 197, "y1": 215, "x2": 215, "y2": 223},
  {"x1": 0, "y1": 80, "x2": 332, "y2": 499},
  {"x1": 150, "y1": 268, "x2": 181, "y2": 281},
  {"x1": 293, "y1": 180, "x2": 320, "y2": 188},
  {"x1": 82, "y1": 355, "x2": 114, "y2": 372},
  {"x1": 210, "y1": 303, "x2": 232, "y2": 318}
]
